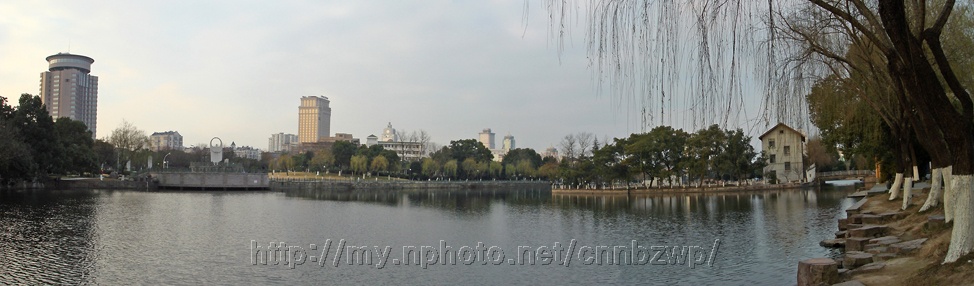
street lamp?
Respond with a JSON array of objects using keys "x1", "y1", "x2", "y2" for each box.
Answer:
[{"x1": 163, "y1": 152, "x2": 172, "y2": 169}]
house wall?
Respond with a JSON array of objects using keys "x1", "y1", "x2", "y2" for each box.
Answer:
[{"x1": 762, "y1": 125, "x2": 806, "y2": 183}]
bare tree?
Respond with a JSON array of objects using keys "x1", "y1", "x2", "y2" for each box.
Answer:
[
  {"x1": 559, "y1": 134, "x2": 578, "y2": 162},
  {"x1": 418, "y1": 130, "x2": 433, "y2": 156},
  {"x1": 576, "y1": 132, "x2": 594, "y2": 158},
  {"x1": 108, "y1": 119, "x2": 148, "y2": 170}
]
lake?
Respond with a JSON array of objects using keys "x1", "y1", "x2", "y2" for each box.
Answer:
[{"x1": 0, "y1": 185, "x2": 856, "y2": 285}]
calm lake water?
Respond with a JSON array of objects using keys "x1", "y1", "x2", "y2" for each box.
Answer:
[{"x1": 0, "y1": 185, "x2": 856, "y2": 285}]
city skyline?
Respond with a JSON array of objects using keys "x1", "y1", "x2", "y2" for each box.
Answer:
[{"x1": 0, "y1": 1, "x2": 771, "y2": 151}]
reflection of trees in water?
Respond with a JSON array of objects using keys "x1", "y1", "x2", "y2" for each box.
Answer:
[
  {"x1": 284, "y1": 188, "x2": 402, "y2": 206},
  {"x1": 550, "y1": 187, "x2": 854, "y2": 227},
  {"x1": 283, "y1": 188, "x2": 552, "y2": 214},
  {"x1": 0, "y1": 189, "x2": 100, "y2": 284},
  {"x1": 404, "y1": 188, "x2": 551, "y2": 215}
]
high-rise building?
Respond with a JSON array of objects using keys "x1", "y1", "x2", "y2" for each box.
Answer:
[
  {"x1": 40, "y1": 53, "x2": 99, "y2": 138},
  {"x1": 502, "y1": 134, "x2": 515, "y2": 152},
  {"x1": 478, "y1": 128, "x2": 495, "y2": 150},
  {"x1": 149, "y1": 131, "x2": 184, "y2": 151},
  {"x1": 298, "y1": 96, "x2": 331, "y2": 143},
  {"x1": 268, "y1": 133, "x2": 299, "y2": 153}
]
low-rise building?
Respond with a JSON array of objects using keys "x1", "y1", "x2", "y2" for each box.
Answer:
[
  {"x1": 759, "y1": 123, "x2": 807, "y2": 183},
  {"x1": 149, "y1": 131, "x2": 183, "y2": 152},
  {"x1": 233, "y1": 145, "x2": 262, "y2": 160},
  {"x1": 377, "y1": 141, "x2": 424, "y2": 162}
]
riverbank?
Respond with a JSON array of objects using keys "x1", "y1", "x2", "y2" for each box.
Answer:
[
  {"x1": 806, "y1": 182, "x2": 974, "y2": 285},
  {"x1": 552, "y1": 182, "x2": 810, "y2": 195},
  {"x1": 0, "y1": 177, "x2": 157, "y2": 190},
  {"x1": 271, "y1": 179, "x2": 550, "y2": 192}
]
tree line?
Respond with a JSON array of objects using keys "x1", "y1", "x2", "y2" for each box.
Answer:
[
  {"x1": 550, "y1": 125, "x2": 765, "y2": 189},
  {"x1": 0, "y1": 94, "x2": 100, "y2": 184}
]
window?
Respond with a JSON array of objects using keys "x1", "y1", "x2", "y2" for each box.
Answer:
[
  {"x1": 784, "y1": 146, "x2": 791, "y2": 155},
  {"x1": 770, "y1": 154, "x2": 776, "y2": 164},
  {"x1": 784, "y1": 162, "x2": 791, "y2": 171},
  {"x1": 779, "y1": 130, "x2": 784, "y2": 134},
  {"x1": 769, "y1": 139, "x2": 776, "y2": 148}
]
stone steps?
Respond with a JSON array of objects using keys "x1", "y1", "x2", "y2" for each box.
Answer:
[{"x1": 808, "y1": 195, "x2": 930, "y2": 285}]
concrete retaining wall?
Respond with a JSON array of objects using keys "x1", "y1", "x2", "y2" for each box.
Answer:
[
  {"x1": 56, "y1": 179, "x2": 156, "y2": 190},
  {"x1": 153, "y1": 172, "x2": 269, "y2": 190}
]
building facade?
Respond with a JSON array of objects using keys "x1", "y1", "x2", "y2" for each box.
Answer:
[
  {"x1": 479, "y1": 128, "x2": 495, "y2": 150},
  {"x1": 542, "y1": 147, "x2": 560, "y2": 161},
  {"x1": 377, "y1": 141, "x2": 424, "y2": 162},
  {"x1": 759, "y1": 123, "x2": 806, "y2": 183},
  {"x1": 365, "y1": 134, "x2": 379, "y2": 147},
  {"x1": 298, "y1": 96, "x2": 331, "y2": 143},
  {"x1": 149, "y1": 131, "x2": 184, "y2": 151},
  {"x1": 293, "y1": 133, "x2": 359, "y2": 154},
  {"x1": 380, "y1": 122, "x2": 398, "y2": 142},
  {"x1": 502, "y1": 134, "x2": 515, "y2": 152},
  {"x1": 40, "y1": 53, "x2": 99, "y2": 138},
  {"x1": 268, "y1": 133, "x2": 298, "y2": 153},
  {"x1": 233, "y1": 145, "x2": 262, "y2": 160}
]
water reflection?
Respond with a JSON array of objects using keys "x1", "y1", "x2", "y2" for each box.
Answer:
[
  {"x1": 0, "y1": 185, "x2": 858, "y2": 285},
  {"x1": 284, "y1": 188, "x2": 552, "y2": 214},
  {"x1": 0, "y1": 189, "x2": 100, "y2": 284}
]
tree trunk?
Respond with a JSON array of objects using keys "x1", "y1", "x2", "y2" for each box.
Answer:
[
  {"x1": 920, "y1": 167, "x2": 943, "y2": 212},
  {"x1": 902, "y1": 175, "x2": 914, "y2": 210},
  {"x1": 889, "y1": 173, "x2": 904, "y2": 200},
  {"x1": 876, "y1": 1, "x2": 974, "y2": 264},
  {"x1": 946, "y1": 175, "x2": 974, "y2": 263},
  {"x1": 944, "y1": 166, "x2": 955, "y2": 222}
]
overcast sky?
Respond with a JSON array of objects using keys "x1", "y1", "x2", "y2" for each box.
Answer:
[{"x1": 1, "y1": 1, "x2": 776, "y2": 151}]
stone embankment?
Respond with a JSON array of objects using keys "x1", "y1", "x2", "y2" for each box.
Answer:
[{"x1": 800, "y1": 182, "x2": 943, "y2": 286}]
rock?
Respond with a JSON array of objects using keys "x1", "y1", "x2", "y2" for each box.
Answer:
[
  {"x1": 846, "y1": 198, "x2": 868, "y2": 217},
  {"x1": 798, "y1": 258, "x2": 839, "y2": 286},
  {"x1": 843, "y1": 252, "x2": 874, "y2": 269},
  {"x1": 879, "y1": 211, "x2": 907, "y2": 220},
  {"x1": 860, "y1": 214, "x2": 885, "y2": 224},
  {"x1": 838, "y1": 218, "x2": 849, "y2": 231},
  {"x1": 821, "y1": 239, "x2": 846, "y2": 248},
  {"x1": 832, "y1": 280, "x2": 866, "y2": 286},
  {"x1": 848, "y1": 214, "x2": 865, "y2": 224},
  {"x1": 868, "y1": 235, "x2": 900, "y2": 245},
  {"x1": 845, "y1": 237, "x2": 871, "y2": 251},
  {"x1": 849, "y1": 261, "x2": 886, "y2": 274},
  {"x1": 848, "y1": 225, "x2": 889, "y2": 238},
  {"x1": 865, "y1": 246, "x2": 887, "y2": 254},
  {"x1": 846, "y1": 223, "x2": 864, "y2": 230},
  {"x1": 926, "y1": 215, "x2": 946, "y2": 230},
  {"x1": 889, "y1": 238, "x2": 927, "y2": 254},
  {"x1": 835, "y1": 230, "x2": 847, "y2": 238},
  {"x1": 873, "y1": 253, "x2": 897, "y2": 261}
]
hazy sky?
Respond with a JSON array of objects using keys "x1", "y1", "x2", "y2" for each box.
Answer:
[{"x1": 0, "y1": 1, "x2": 773, "y2": 151}]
